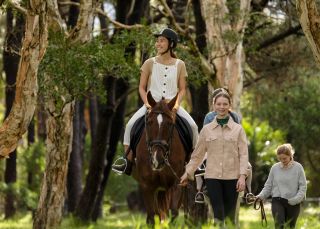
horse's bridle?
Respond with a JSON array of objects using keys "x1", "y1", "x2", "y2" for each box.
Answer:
[
  {"x1": 145, "y1": 110, "x2": 175, "y2": 161},
  {"x1": 144, "y1": 109, "x2": 182, "y2": 181}
]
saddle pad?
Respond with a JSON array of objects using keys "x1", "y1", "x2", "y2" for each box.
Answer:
[{"x1": 129, "y1": 114, "x2": 193, "y2": 159}]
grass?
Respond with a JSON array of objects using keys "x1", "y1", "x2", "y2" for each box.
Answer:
[{"x1": 0, "y1": 204, "x2": 319, "y2": 228}]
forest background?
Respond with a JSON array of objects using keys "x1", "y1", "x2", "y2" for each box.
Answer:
[{"x1": 0, "y1": 0, "x2": 320, "y2": 228}]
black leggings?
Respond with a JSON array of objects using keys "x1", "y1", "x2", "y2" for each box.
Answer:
[
  {"x1": 271, "y1": 197, "x2": 300, "y2": 229},
  {"x1": 205, "y1": 179, "x2": 239, "y2": 224}
]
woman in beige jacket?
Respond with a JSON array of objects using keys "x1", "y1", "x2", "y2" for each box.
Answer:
[{"x1": 180, "y1": 91, "x2": 249, "y2": 227}]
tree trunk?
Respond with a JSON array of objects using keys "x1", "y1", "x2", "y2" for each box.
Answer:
[
  {"x1": 200, "y1": 0, "x2": 251, "y2": 113},
  {"x1": 34, "y1": 0, "x2": 98, "y2": 227},
  {"x1": 33, "y1": 103, "x2": 74, "y2": 229},
  {"x1": 67, "y1": 101, "x2": 86, "y2": 212},
  {"x1": 0, "y1": 0, "x2": 48, "y2": 159},
  {"x1": 296, "y1": 0, "x2": 320, "y2": 67}
]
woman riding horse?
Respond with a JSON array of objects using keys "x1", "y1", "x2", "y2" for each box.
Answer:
[{"x1": 112, "y1": 28, "x2": 198, "y2": 174}]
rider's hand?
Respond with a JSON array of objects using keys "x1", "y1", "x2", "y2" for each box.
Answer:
[
  {"x1": 179, "y1": 172, "x2": 188, "y2": 186},
  {"x1": 236, "y1": 174, "x2": 246, "y2": 192},
  {"x1": 172, "y1": 105, "x2": 179, "y2": 113},
  {"x1": 145, "y1": 104, "x2": 152, "y2": 112}
]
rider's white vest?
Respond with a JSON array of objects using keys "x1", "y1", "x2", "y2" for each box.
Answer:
[{"x1": 147, "y1": 57, "x2": 180, "y2": 102}]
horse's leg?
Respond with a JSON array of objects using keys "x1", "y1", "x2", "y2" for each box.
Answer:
[
  {"x1": 141, "y1": 188, "x2": 156, "y2": 225},
  {"x1": 169, "y1": 185, "x2": 183, "y2": 222}
]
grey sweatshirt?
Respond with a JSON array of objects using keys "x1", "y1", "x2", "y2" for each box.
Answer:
[{"x1": 257, "y1": 161, "x2": 307, "y2": 206}]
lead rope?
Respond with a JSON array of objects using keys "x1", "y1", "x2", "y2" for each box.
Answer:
[
  {"x1": 164, "y1": 158, "x2": 180, "y2": 181},
  {"x1": 245, "y1": 193, "x2": 267, "y2": 227}
]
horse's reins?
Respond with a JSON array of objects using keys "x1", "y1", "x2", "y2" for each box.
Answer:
[
  {"x1": 245, "y1": 193, "x2": 267, "y2": 227},
  {"x1": 145, "y1": 110, "x2": 180, "y2": 181}
]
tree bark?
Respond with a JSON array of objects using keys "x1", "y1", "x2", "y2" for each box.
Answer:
[
  {"x1": 33, "y1": 103, "x2": 74, "y2": 229},
  {"x1": 0, "y1": 0, "x2": 48, "y2": 159},
  {"x1": 296, "y1": 0, "x2": 320, "y2": 67},
  {"x1": 34, "y1": 0, "x2": 98, "y2": 227},
  {"x1": 200, "y1": 0, "x2": 251, "y2": 113}
]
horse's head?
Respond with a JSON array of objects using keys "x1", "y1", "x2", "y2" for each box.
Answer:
[{"x1": 145, "y1": 91, "x2": 178, "y2": 171}]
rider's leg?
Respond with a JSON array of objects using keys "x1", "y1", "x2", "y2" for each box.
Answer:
[
  {"x1": 176, "y1": 107, "x2": 199, "y2": 148},
  {"x1": 195, "y1": 176, "x2": 205, "y2": 204},
  {"x1": 112, "y1": 144, "x2": 133, "y2": 175},
  {"x1": 112, "y1": 105, "x2": 147, "y2": 175}
]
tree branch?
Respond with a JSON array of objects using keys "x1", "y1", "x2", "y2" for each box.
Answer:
[
  {"x1": 257, "y1": 24, "x2": 302, "y2": 50},
  {"x1": 7, "y1": 0, "x2": 27, "y2": 15},
  {"x1": 58, "y1": 1, "x2": 143, "y2": 29}
]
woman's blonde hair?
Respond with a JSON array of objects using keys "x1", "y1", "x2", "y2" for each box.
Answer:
[{"x1": 276, "y1": 143, "x2": 295, "y2": 160}]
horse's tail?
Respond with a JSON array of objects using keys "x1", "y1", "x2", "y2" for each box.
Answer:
[{"x1": 154, "y1": 188, "x2": 170, "y2": 219}]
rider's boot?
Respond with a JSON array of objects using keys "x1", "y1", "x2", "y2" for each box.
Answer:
[
  {"x1": 194, "y1": 161, "x2": 206, "y2": 177},
  {"x1": 112, "y1": 150, "x2": 133, "y2": 175}
]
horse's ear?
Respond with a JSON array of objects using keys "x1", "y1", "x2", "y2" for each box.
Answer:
[
  {"x1": 147, "y1": 91, "x2": 157, "y2": 107},
  {"x1": 167, "y1": 93, "x2": 178, "y2": 111}
]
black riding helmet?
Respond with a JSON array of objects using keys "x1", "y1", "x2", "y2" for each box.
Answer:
[{"x1": 154, "y1": 28, "x2": 178, "y2": 49}]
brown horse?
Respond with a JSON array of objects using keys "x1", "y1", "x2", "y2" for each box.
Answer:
[{"x1": 132, "y1": 91, "x2": 187, "y2": 225}]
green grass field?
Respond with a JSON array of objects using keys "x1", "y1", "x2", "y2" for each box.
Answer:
[{"x1": 0, "y1": 204, "x2": 319, "y2": 228}]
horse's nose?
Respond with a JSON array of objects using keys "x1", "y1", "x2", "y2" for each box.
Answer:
[
  {"x1": 151, "y1": 150, "x2": 164, "y2": 171},
  {"x1": 151, "y1": 151, "x2": 159, "y2": 169}
]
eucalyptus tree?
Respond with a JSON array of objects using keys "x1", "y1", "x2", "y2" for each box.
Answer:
[
  {"x1": 296, "y1": 0, "x2": 320, "y2": 66},
  {"x1": 199, "y1": 0, "x2": 251, "y2": 113},
  {"x1": 0, "y1": 0, "x2": 47, "y2": 159},
  {"x1": 33, "y1": 0, "x2": 100, "y2": 227}
]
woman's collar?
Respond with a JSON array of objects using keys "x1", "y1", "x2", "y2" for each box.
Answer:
[{"x1": 280, "y1": 160, "x2": 294, "y2": 169}]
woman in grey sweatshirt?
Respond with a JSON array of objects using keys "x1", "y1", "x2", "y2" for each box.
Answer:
[{"x1": 257, "y1": 143, "x2": 307, "y2": 229}]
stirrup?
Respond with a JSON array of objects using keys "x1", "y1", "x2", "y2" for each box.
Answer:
[
  {"x1": 112, "y1": 157, "x2": 127, "y2": 175},
  {"x1": 195, "y1": 191, "x2": 205, "y2": 204}
]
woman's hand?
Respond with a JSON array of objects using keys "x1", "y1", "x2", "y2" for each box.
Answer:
[
  {"x1": 236, "y1": 174, "x2": 246, "y2": 192},
  {"x1": 145, "y1": 104, "x2": 152, "y2": 112},
  {"x1": 179, "y1": 172, "x2": 188, "y2": 186}
]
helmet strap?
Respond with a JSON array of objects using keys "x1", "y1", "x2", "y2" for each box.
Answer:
[{"x1": 159, "y1": 40, "x2": 174, "y2": 56}]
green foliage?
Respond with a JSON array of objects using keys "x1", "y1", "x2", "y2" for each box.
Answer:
[
  {"x1": 241, "y1": 117, "x2": 285, "y2": 193},
  {"x1": 244, "y1": 75, "x2": 320, "y2": 156},
  {"x1": 177, "y1": 42, "x2": 208, "y2": 88},
  {"x1": 38, "y1": 28, "x2": 155, "y2": 108},
  {"x1": 0, "y1": 141, "x2": 46, "y2": 211}
]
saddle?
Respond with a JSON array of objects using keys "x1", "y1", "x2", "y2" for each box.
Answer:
[{"x1": 129, "y1": 114, "x2": 193, "y2": 159}]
